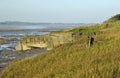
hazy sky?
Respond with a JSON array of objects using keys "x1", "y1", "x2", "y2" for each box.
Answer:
[{"x1": 0, "y1": 0, "x2": 120, "y2": 23}]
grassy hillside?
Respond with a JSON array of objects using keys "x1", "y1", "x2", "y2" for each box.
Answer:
[
  {"x1": 1, "y1": 15, "x2": 120, "y2": 78},
  {"x1": 104, "y1": 14, "x2": 120, "y2": 23}
]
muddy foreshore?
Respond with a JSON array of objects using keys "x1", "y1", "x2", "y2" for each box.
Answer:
[
  {"x1": 0, "y1": 29, "x2": 49, "y2": 74},
  {"x1": 0, "y1": 48, "x2": 47, "y2": 73}
]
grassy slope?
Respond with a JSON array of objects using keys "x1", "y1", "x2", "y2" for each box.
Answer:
[
  {"x1": 104, "y1": 14, "x2": 120, "y2": 23},
  {"x1": 1, "y1": 18, "x2": 120, "y2": 78}
]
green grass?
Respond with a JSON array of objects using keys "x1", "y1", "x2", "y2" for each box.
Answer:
[{"x1": 1, "y1": 15, "x2": 120, "y2": 78}]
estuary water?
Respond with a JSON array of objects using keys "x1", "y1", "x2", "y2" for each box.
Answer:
[{"x1": 0, "y1": 23, "x2": 85, "y2": 36}]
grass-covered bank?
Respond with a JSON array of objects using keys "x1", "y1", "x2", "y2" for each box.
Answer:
[{"x1": 1, "y1": 14, "x2": 120, "y2": 78}]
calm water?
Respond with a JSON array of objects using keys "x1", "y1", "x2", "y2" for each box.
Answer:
[
  {"x1": 0, "y1": 23, "x2": 85, "y2": 29},
  {"x1": 0, "y1": 23, "x2": 85, "y2": 36}
]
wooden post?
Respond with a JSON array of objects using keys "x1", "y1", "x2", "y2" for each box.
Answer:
[
  {"x1": 20, "y1": 41, "x2": 23, "y2": 51},
  {"x1": 87, "y1": 35, "x2": 94, "y2": 48}
]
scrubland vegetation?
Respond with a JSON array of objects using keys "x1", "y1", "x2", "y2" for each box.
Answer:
[{"x1": 1, "y1": 14, "x2": 120, "y2": 78}]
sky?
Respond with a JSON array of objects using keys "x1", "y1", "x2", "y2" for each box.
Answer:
[{"x1": 0, "y1": 0, "x2": 120, "y2": 23}]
